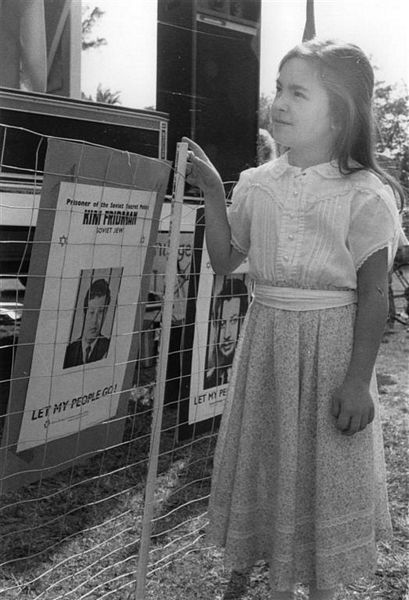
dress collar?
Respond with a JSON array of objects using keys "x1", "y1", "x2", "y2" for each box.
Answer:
[{"x1": 268, "y1": 152, "x2": 345, "y2": 180}]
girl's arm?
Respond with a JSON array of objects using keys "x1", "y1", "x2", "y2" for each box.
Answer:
[
  {"x1": 331, "y1": 247, "x2": 389, "y2": 436},
  {"x1": 183, "y1": 137, "x2": 245, "y2": 275}
]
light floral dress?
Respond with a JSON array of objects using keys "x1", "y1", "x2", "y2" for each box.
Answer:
[{"x1": 207, "y1": 154, "x2": 402, "y2": 591}]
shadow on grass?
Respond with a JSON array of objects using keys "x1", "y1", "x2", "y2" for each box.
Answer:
[{"x1": 0, "y1": 400, "x2": 150, "y2": 574}]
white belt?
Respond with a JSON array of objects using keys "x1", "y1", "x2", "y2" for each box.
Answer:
[{"x1": 253, "y1": 284, "x2": 357, "y2": 311}]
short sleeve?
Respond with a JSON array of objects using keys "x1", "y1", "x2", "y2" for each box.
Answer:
[
  {"x1": 348, "y1": 185, "x2": 402, "y2": 271},
  {"x1": 227, "y1": 168, "x2": 255, "y2": 256}
]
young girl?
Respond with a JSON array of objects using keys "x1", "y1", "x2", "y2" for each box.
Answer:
[{"x1": 183, "y1": 39, "x2": 405, "y2": 600}]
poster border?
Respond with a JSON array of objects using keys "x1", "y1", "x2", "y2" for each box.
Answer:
[
  {"x1": 0, "y1": 138, "x2": 171, "y2": 493},
  {"x1": 177, "y1": 206, "x2": 222, "y2": 441}
]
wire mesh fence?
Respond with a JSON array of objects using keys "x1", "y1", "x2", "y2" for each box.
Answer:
[
  {"x1": 0, "y1": 124, "x2": 249, "y2": 599},
  {"x1": 1, "y1": 123, "x2": 408, "y2": 600}
]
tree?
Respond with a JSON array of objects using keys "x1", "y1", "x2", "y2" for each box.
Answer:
[
  {"x1": 82, "y1": 84, "x2": 121, "y2": 105},
  {"x1": 81, "y1": 5, "x2": 122, "y2": 105},
  {"x1": 374, "y1": 81, "x2": 409, "y2": 190},
  {"x1": 258, "y1": 92, "x2": 274, "y2": 134},
  {"x1": 81, "y1": 5, "x2": 107, "y2": 51}
]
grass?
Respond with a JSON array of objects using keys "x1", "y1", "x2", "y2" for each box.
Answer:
[{"x1": 0, "y1": 327, "x2": 408, "y2": 600}]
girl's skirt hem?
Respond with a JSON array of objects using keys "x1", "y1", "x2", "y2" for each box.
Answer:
[{"x1": 207, "y1": 530, "x2": 392, "y2": 591}]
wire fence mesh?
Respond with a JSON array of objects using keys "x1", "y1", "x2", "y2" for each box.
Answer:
[
  {"x1": 0, "y1": 124, "x2": 248, "y2": 599},
  {"x1": 1, "y1": 122, "x2": 408, "y2": 600}
]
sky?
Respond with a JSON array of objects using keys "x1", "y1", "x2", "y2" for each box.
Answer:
[{"x1": 81, "y1": 0, "x2": 409, "y2": 109}]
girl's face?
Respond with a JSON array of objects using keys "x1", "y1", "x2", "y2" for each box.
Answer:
[{"x1": 271, "y1": 57, "x2": 336, "y2": 168}]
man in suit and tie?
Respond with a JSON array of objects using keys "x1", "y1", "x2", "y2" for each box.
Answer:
[
  {"x1": 204, "y1": 277, "x2": 249, "y2": 389},
  {"x1": 63, "y1": 278, "x2": 111, "y2": 369}
]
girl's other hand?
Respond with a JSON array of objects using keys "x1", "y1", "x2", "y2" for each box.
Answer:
[
  {"x1": 331, "y1": 376, "x2": 375, "y2": 436},
  {"x1": 182, "y1": 137, "x2": 224, "y2": 194}
]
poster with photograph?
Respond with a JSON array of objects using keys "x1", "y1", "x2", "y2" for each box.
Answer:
[
  {"x1": 186, "y1": 209, "x2": 251, "y2": 426},
  {"x1": 14, "y1": 180, "x2": 161, "y2": 452},
  {"x1": 137, "y1": 200, "x2": 198, "y2": 379},
  {"x1": 202, "y1": 274, "x2": 250, "y2": 390},
  {"x1": 62, "y1": 268, "x2": 122, "y2": 370},
  {"x1": 1, "y1": 139, "x2": 170, "y2": 492},
  {"x1": 152, "y1": 201, "x2": 198, "y2": 321}
]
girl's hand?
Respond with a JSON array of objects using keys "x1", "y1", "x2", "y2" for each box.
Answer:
[
  {"x1": 182, "y1": 137, "x2": 224, "y2": 194},
  {"x1": 331, "y1": 376, "x2": 375, "y2": 436}
]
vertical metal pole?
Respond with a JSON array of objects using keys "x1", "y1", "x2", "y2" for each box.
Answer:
[
  {"x1": 190, "y1": 0, "x2": 198, "y2": 140},
  {"x1": 135, "y1": 142, "x2": 188, "y2": 600},
  {"x1": 302, "y1": 0, "x2": 316, "y2": 41}
]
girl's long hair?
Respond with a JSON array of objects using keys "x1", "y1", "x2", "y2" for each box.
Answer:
[{"x1": 279, "y1": 39, "x2": 406, "y2": 209}]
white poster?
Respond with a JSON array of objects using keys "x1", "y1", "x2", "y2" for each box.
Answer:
[
  {"x1": 152, "y1": 201, "x2": 197, "y2": 321},
  {"x1": 188, "y1": 242, "x2": 251, "y2": 425},
  {"x1": 17, "y1": 181, "x2": 157, "y2": 451},
  {"x1": 136, "y1": 201, "x2": 197, "y2": 376}
]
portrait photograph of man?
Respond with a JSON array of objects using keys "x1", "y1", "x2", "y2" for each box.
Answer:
[
  {"x1": 63, "y1": 268, "x2": 122, "y2": 369},
  {"x1": 204, "y1": 275, "x2": 250, "y2": 389}
]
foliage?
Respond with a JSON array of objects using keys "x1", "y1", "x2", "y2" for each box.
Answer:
[
  {"x1": 258, "y1": 93, "x2": 275, "y2": 136},
  {"x1": 374, "y1": 81, "x2": 409, "y2": 190},
  {"x1": 81, "y1": 5, "x2": 107, "y2": 51},
  {"x1": 81, "y1": 5, "x2": 121, "y2": 105},
  {"x1": 82, "y1": 84, "x2": 122, "y2": 105}
]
